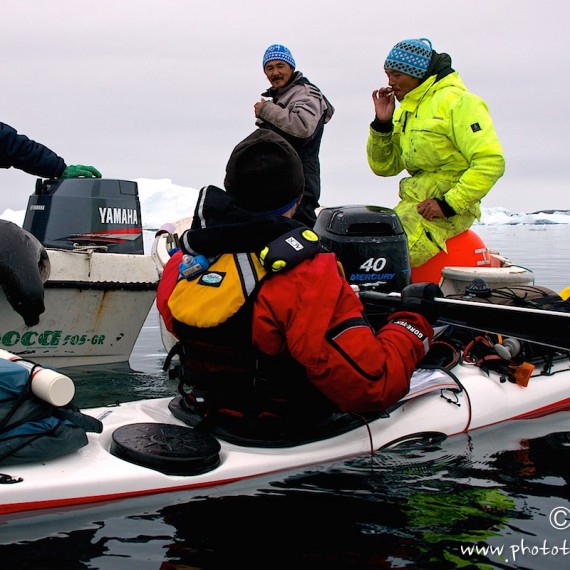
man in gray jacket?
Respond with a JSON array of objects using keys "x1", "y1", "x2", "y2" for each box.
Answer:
[{"x1": 254, "y1": 44, "x2": 334, "y2": 227}]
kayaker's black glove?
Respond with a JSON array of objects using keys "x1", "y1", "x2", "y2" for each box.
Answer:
[{"x1": 399, "y1": 282, "x2": 443, "y2": 324}]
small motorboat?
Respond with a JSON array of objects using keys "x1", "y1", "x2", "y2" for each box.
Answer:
[{"x1": 0, "y1": 178, "x2": 160, "y2": 368}]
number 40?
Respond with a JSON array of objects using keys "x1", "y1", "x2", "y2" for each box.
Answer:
[{"x1": 359, "y1": 257, "x2": 387, "y2": 272}]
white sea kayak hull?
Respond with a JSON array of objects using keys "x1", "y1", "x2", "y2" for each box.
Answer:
[{"x1": 2, "y1": 360, "x2": 570, "y2": 518}]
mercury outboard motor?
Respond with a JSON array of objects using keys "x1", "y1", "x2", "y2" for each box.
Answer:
[
  {"x1": 22, "y1": 178, "x2": 144, "y2": 254},
  {"x1": 314, "y1": 205, "x2": 410, "y2": 293}
]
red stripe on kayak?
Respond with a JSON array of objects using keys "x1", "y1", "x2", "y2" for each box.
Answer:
[
  {"x1": 511, "y1": 397, "x2": 570, "y2": 420},
  {"x1": 0, "y1": 475, "x2": 245, "y2": 516}
]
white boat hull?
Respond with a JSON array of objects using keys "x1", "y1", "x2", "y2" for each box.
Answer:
[{"x1": 0, "y1": 249, "x2": 159, "y2": 368}]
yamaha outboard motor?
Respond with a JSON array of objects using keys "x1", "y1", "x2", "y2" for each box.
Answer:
[
  {"x1": 23, "y1": 178, "x2": 144, "y2": 254},
  {"x1": 314, "y1": 205, "x2": 410, "y2": 293}
]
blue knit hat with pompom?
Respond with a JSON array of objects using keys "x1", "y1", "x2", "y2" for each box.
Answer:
[
  {"x1": 262, "y1": 44, "x2": 296, "y2": 69},
  {"x1": 384, "y1": 38, "x2": 433, "y2": 78}
]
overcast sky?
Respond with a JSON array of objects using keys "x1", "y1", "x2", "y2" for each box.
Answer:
[{"x1": 2, "y1": 0, "x2": 569, "y2": 216}]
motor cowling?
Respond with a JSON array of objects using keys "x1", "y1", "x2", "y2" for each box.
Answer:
[
  {"x1": 23, "y1": 178, "x2": 144, "y2": 254},
  {"x1": 314, "y1": 205, "x2": 411, "y2": 293}
]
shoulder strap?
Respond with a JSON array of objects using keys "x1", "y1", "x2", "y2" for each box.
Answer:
[{"x1": 259, "y1": 227, "x2": 320, "y2": 273}]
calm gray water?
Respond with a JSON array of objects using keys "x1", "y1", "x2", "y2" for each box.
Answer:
[
  {"x1": 1, "y1": 224, "x2": 569, "y2": 569},
  {"x1": 474, "y1": 224, "x2": 569, "y2": 293}
]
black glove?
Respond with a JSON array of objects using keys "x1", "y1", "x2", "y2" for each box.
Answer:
[{"x1": 398, "y1": 282, "x2": 443, "y2": 324}]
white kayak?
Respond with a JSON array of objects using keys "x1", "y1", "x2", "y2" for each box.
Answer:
[{"x1": 2, "y1": 352, "x2": 570, "y2": 518}]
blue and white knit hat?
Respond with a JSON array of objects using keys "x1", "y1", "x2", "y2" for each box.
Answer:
[
  {"x1": 262, "y1": 44, "x2": 296, "y2": 69},
  {"x1": 384, "y1": 38, "x2": 433, "y2": 79}
]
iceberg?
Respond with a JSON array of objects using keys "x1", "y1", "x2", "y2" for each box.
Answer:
[{"x1": 1, "y1": 178, "x2": 569, "y2": 228}]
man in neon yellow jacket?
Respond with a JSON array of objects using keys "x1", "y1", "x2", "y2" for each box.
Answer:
[{"x1": 367, "y1": 38, "x2": 505, "y2": 268}]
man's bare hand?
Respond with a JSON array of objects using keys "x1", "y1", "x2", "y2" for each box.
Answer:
[
  {"x1": 372, "y1": 88, "x2": 395, "y2": 122},
  {"x1": 417, "y1": 198, "x2": 445, "y2": 221},
  {"x1": 254, "y1": 98, "x2": 266, "y2": 117}
]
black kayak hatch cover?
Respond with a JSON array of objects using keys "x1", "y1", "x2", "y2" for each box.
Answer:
[{"x1": 110, "y1": 422, "x2": 221, "y2": 476}]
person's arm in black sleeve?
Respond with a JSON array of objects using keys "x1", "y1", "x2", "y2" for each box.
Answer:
[
  {"x1": 0, "y1": 122, "x2": 101, "y2": 179},
  {"x1": 0, "y1": 122, "x2": 65, "y2": 177}
]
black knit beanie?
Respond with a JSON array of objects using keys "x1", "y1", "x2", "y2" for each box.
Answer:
[{"x1": 224, "y1": 129, "x2": 304, "y2": 214}]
